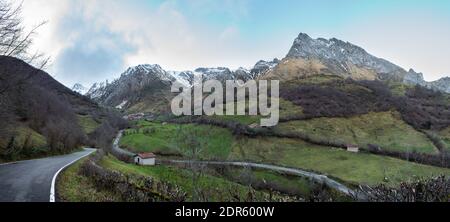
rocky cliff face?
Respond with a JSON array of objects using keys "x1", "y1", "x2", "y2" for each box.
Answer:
[
  {"x1": 404, "y1": 69, "x2": 450, "y2": 93},
  {"x1": 430, "y1": 77, "x2": 450, "y2": 93},
  {"x1": 265, "y1": 33, "x2": 407, "y2": 81},
  {"x1": 86, "y1": 64, "x2": 175, "y2": 112},
  {"x1": 264, "y1": 33, "x2": 449, "y2": 92},
  {"x1": 287, "y1": 33, "x2": 404, "y2": 76},
  {"x1": 251, "y1": 59, "x2": 280, "y2": 77}
]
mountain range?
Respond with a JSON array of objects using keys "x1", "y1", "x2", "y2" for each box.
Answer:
[
  {"x1": 83, "y1": 59, "x2": 280, "y2": 112},
  {"x1": 79, "y1": 33, "x2": 449, "y2": 113}
]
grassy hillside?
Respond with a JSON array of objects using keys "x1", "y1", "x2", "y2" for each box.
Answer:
[
  {"x1": 231, "y1": 137, "x2": 450, "y2": 186},
  {"x1": 120, "y1": 122, "x2": 233, "y2": 159},
  {"x1": 275, "y1": 111, "x2": 437, "y2": 154},
  {"x1": 120, "y1": 120, "x2": 450, "y2": 187},
  {"x1": 58, "y1": 153, "x2": 308, "y2": 201},
  {"x1": 0, "y1": 56, "x2": 127, "y2": 161},
  {"x1": 77, "y1": 115, "x2": 100, "y2": 134}
]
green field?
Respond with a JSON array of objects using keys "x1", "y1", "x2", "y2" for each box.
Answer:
[
  {"x1": 77, "y1": 115, "x2": 100, "y2": 134},
  {"x1": 231, "y1": 137, "x2": 450, "y2": 186},
  {"x1": 120, "y1": 122, "x2": 233, "y2": 159},
  {"x1": 275, "y1": 111, "x2": 437, "y2": 154},
  {"x1": 120, "y1": 117, "x2": 449, "y2": 187}
]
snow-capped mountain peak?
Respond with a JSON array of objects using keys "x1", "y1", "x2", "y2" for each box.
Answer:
[
  {"x1": 86, "y1": 81, "x2": 108, "y2": 99},
  {"x1": 71, "y1": 83, "x2": 88, "y2": 95},
  {"x1": 251, "y1": 59, "x2": 280, "y2": 76},
  {"x1": 287, "y1": 33, "x2": 403, "y2": 75},
  {"x1": 85, "y1": 61, "x2": 274, "y2": 110}
]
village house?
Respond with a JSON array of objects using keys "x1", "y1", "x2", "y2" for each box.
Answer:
[
  {"x1": 346, "y1": 144, "x2": 360, "y2": 153},
  {"x1": 134, "y1": 152, "x2": 157, "y2": 166},
  {"x1": 123, "y1": 113, "x2": 145, "y2": 121}
]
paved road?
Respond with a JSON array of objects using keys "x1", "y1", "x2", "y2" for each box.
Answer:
[
  {"x1": 0, "y1": 148, "x2": 95, "y2": 202},
  {"x1": 112, "y1": 130, "x2": 135, "y2": 158}
]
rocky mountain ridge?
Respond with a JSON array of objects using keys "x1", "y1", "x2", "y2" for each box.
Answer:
[
  {"x1": 84, "y1": 60, "x2": 279, "y2": 111},
  {"x1": 282, "y1": 33, "x2": 449, "y2": 92}
]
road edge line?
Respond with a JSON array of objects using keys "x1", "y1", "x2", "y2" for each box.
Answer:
[
  {"x1": 0, "y1": 159, "x2": 33, "y2": 166},
  {"x1": 49, "y1": 149, "x2": 95, "y2": 202}
]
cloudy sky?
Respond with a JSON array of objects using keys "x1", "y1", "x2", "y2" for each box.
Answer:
[{"x1": 18, "y1": 0, "x2": 450, "y2": 87}]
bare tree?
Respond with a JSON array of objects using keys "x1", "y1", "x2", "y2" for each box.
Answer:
[
  {"x1": 174, "y1": 125, "x2": 210, "y2": 201},
  {"x1": 0, "y1": 1, "x2": 47, "y2": 62},
  {"x1": 0, "y1": 0, "x2": 49, "y2": 96}
]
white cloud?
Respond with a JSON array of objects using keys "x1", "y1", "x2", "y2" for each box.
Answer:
[
  {"x1": 20, "y1": 0, "x2": 71, "y2": 68},
  {"x1": 18, "y1": 0, "x2": 449, "y2": 86},
  {"x1": 17, "y1": 0, "x2": 264, "y2": 86}
]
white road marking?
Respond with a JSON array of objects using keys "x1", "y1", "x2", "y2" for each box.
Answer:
[
  {"x1": 0, "y1": 159, "x2": 32, "y2": 166},
  {"x1": 49, "y1": 149, "x2": 96, "y2": 202}
]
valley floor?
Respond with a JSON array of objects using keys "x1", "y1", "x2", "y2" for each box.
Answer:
[{"x1": 119, "y1": 119, "x2": 450, "y2": 187}]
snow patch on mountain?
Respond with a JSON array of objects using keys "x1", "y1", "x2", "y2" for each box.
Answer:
[
  {"x1": 288, "y1": 33, "x2": 404, "y2": 75},
  {"x1": 403, "y1": 69, "x2": 450, "y2": 93},
  {"x1": 115, "y1": 100, "x2": 128, "y2": 109},
  {"x1": 86, "y1": 82, "x2": 108, "y2": 99}
]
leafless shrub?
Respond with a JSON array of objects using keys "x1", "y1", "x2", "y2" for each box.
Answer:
[
  {"x1": 395, "y1": 86, "x2": 450, "y2": 131},
  {"x1": 280, "y1": 80, "x2": 394, "y2": 119},
  {"x1": 359, "y1": 176, "x2": 450, "y2": 202}
]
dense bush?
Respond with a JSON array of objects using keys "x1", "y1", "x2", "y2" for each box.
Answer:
[
  {"x1": 0, "y1": 82, "x2": 85, "y2": 157},
  {"x1": 1, "y1": 56, "x2": 130, "y2": 160},
  {"x1": 366, "y1": 144, "x2": 450, "y2": 168},
  {"x1": 358, "y1": 176, "x2": 450, "y2": 202},
  {"x1": 280, "y1": 80, "x2": 393, "y2": 119},
  {"x1": 80, "y1": 151, "x2": 187, "y2": 202},
  {"x1": 394, "y1": 86, "x2": 450, "y2": 131},
  {"x1": 280, "y1": 80, "x2": 450, "y2": 131},
  {"x1": 211, "y1": 165, "x2": 345, "y2": 202}
]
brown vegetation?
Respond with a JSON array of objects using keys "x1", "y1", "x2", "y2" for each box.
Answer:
[{"x1": 359, "y1": 176, "x2": 450, "y2": 202}]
